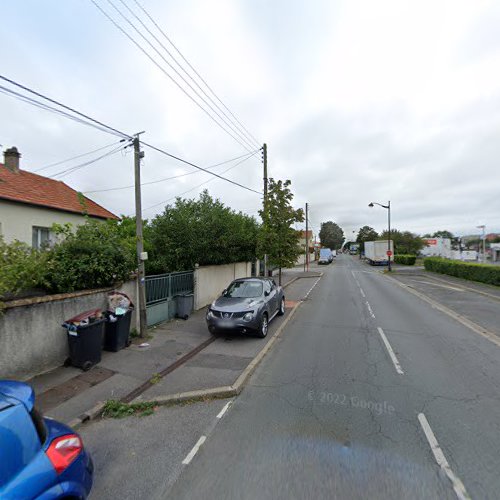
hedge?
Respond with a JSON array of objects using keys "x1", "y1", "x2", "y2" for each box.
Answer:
[
  {"x1": 424, "y1": 257, "x2": 500, "y2": 286},
  {"x1": 394, "y1": 254, "x2": 416, "y2": 265}
]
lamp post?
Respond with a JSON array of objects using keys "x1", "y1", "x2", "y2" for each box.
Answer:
[
  {"x1": 477, "y1": 225, "x2": 486, "y2": 262},
  {"x1": 369, "y1": 201, "x2": 391, "y2": 271}
]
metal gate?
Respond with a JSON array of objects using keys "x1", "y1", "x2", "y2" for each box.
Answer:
[{"x1": 145, "y1": 271, "x2": 193, "y2": 326}]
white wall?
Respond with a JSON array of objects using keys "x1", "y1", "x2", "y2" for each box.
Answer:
[
  {"x1": 194, "y1": 262, "x2": 252, "y2": 310},
  {"x1": 0, "y1": 199, "x2": 94, "y2": 245}
]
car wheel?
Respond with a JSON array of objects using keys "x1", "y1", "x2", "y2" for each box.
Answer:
[
  {"x1": 257, "y1": 313, "x2": 268, "y2": 338},
  {"x1": 278, "y1": 297, "x2": 285, "y2": 316}
]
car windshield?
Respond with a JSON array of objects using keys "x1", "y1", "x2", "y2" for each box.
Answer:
[{"x1": 224, "y1": 281, "x2": 263, "y2": 298}]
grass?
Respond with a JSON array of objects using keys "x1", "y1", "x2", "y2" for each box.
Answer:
[
  {"x1": 150, "y1": 373, "x2": 162, "y2": 384},
  {"x1": 102, "y1": 400, "x2": 158, "y2": 418}
]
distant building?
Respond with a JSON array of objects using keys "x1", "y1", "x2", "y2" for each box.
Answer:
[
  {"x1": 296, "y1": 229, "x2": 314, "y2": 266},
  {"x1": 0, "y1": 146, "x2": 118, "y2": 248}
]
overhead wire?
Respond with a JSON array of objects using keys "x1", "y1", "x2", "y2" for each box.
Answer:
[
  {"x1": 33, "y1": 141, "x2": 124, "y2": 173},
  {"x1": 142, "y1": 150, "x2": 261, "y2": 214},
  {"x1": 90, "y1": 0, "x2": 255, "y2": 153},
  {"x1": 0, "y1": 75, "x2": 131, "y2": 139},
  {"x1": 130, "y1": 0, "x2": 260, "y2": 147},
  {"x1": 141, "y1": 141, "x2": 262, "y2": 195},
  {"x1": 112, "y1": 0, "x2": 259, "y2": 150},
  {"x1": 0, "y1": 74, "x2": 262, "y2": 196},
  {"x1": 49, "y1": 143, "x2": 131, "y2": 179},
  {"x1": 83, "y1": 150, "x2": 255, "y2": 194}
]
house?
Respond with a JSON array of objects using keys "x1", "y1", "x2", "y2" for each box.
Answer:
[
  {"x1": 0, "y1": 146, "x2": 118, "y2": 248},
  {"x1": 296, "y1": 229, "x2": 315, "y2": 266}
]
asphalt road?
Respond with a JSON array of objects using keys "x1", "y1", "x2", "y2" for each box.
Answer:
[{"x1": 161, "y1": 255, "x2": 500, "y2": 500}]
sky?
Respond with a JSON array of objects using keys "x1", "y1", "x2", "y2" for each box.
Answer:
[{"x1": 1, "y1": 0, "x2": 500, "y2": 240}]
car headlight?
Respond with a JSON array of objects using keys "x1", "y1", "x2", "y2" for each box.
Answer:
[
  {"x1": 243, "y1": 312, "x2": 253, "y2": 322},
  {"x1": 207, "y1": 309, "x2": 214, "y2": 319}
]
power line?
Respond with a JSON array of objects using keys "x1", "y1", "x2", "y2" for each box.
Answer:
[
  {"x1": 0, "y1": 75, "x2": 131, "y2": 139},
  {"x1": 83, "y1": 150, "x2": 255, "y2": 193},
  {"x1": 49, "y1": 143, "x2": 130, "y2": 179},
  {"x1": 91, "y1": 0, "x2": 255, "y2": 153},
  {"x1": 33, "y1": 141, "x2": 123, "y2": 173},
  {"x1": 142, "y1": 150, "x2": 260, "y2": 214},
  {"x1": 0, "y1": 85, "x2": 126, "y2": 138},
  {"x1": 141, "y1": 141, "x2": 262, "y2": 195},
  {"x1": 1, "y1": 74, "x2": 262, "y2": 197},
  {"x1": 113, "y1": 0, "x2": 259, "y2": 150},
  {"x1": 131, "y1": 0, "x2": 260, "y2": 147}
]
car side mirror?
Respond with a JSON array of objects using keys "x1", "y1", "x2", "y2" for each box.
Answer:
[
  {"x1": 264, "y1": 290, "x2": 270, "y2": 297},
  {"x1": 222, "y1": 289, "x2": 227, "y2": 295}
]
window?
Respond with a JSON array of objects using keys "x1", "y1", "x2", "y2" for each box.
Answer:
[{"x1": 32, "y1": 226, "x2": 50, "y2": 249}]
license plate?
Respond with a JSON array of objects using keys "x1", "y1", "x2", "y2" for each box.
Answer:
[{"x1": 219, "y1": 320, "x2": 234, "y2": 328}]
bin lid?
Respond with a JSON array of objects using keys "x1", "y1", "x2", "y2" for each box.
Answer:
[{"x1": 65, "y1": 308, "x2": 103, "y2": 324}]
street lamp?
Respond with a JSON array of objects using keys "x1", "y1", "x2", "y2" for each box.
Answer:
[
  {"x1": 369, "y1": 201, "x2": 392, "y2": 271},
  {"x1": 477, "y1": 225, "x2": 486, "y2": 263}
]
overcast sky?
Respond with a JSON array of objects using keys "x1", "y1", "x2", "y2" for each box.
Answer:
[{"x1": 1, "y1": 0, "x2": 499, "y2": 238}]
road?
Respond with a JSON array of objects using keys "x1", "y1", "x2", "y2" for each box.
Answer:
[{"x1": 159, "y1": 254, "x2": 500, "y2": 500}]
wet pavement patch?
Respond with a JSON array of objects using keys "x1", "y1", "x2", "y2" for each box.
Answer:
[{"x1": 36, "y1": 367, "x2": 115, "y2": 412}]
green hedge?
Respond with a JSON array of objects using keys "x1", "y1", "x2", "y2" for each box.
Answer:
[
  {"x1": 424, "y1": 257, "x2": 500, "y2": 286},
  {"x1": 394, "y1": 254, "x2": 416, "y2": 265}
]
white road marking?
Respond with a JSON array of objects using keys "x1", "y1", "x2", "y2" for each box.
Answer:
[
  {"x1": 359, "y1": 288, "x2": 366, "y2": 298},
  {"x1": 182, "y1": 436, "x2": 206, "y2": 465},
  {"x1": 411, "y1": 280, "x2": 464, "y2": 292},
  {"x1": 365, "y1": 301, "x2": 376, "y2": 318},
  {"x1": 304, "y1": 277, "x2": 322, "y2": 299},
  {"x1": 418, "y1": 413, "x2": 470, "y2": 500},
  {"x1": 377, "y1": 327, "x2": 404, "y2": 375},
  {"x1": 217, "y1": 401, "x2": 232, "y2": 419}
]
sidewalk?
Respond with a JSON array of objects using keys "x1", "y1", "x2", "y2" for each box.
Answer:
[{"x1": 28, "y1": 273, "x2": 313, "y2": 426}]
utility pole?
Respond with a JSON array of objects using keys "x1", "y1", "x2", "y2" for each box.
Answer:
[
  {"x1": 305, "y1": 202, "x2": 309, "y2": 272},
  {"x1": 387, "y1": 200, "x2": 392, "y2": 272},
  {"x1": 134, "y1": 133, "x2": 147, "y2": 338},
  {"x1": 263, "y1": 143, "x2": 268, "y2": 277}
]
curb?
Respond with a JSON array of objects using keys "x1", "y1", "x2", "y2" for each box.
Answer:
[
  {"x1": 133, "y1": 300, "x2": 303, "y2": 406},
  {"x1": 68, "y1": 280, "x2": 308, "y2": 429}
]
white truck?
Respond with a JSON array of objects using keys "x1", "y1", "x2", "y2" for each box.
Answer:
[{"x1": 364, "y1": 240, "x2": 394, "y2": 266}]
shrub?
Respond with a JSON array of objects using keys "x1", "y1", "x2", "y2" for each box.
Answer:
[
  {"x1": 43, "y1": 219, "x2": 136, "y2": 293},
  {"x1": 0, "y1": 236, "x2": 48, "y2": 302},
  {"x1": 394, "y1": 254, "x2": 416, "y2": 265},
  {"x1": 424, "y1": 257, "x2": 500, "y2": 286}
]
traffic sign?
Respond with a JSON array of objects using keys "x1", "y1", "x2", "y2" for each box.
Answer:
[{"x1": 387, "y1": 250, "x2": 393, "y2": 256}]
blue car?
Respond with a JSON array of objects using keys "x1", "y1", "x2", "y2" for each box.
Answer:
[{"x1": 0, "y1": 380, "x2": 93, "y2": 499}]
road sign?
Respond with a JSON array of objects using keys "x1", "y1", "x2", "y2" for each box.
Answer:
[{"x1": 387, "y1": 250, "x2": 393, "y2": 256}]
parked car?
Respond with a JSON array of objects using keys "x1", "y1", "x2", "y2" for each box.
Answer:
[
  {"x1": 0, "y1": 380, "x2": 93, "y2": 499},
  {"x1": 318, "y1": 248, "x2": 332, "y2": 265},
  {"x1": 206, "y1": 277, "x2": 285, "y2": 338}
]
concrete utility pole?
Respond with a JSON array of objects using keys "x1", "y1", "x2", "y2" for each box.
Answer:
[
  {"x1": 263, "y1": 143, "x2": 268, "y2": 277},
  {"x1": 305, "y1": 203, "x2": 309, "y2": 272},
  {"x1": 477, "y1": 225, "x2": 486, "y2": 262},
  {"x1": 134, "y1": 133, "x2": 148, "y2": 338}
]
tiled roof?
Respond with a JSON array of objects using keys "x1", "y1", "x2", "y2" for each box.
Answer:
[
  {"x1": 0, "y1": 164, "x2": 118, "y2": 220},
  {"x1": 299, "y1": 230, "x2": 313, "y2": 238}
]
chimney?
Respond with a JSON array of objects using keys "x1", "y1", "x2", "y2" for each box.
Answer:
[{"x1": 3, "y1": 146, "x2": 21, "y2": 173}]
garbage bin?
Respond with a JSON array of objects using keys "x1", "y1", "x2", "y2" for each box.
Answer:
[
  {"x1": 104, "y1": 309, "x2": 133, "y2": 352},
  {"x1": 63, "y1": 309, "x2": 105, "y2": 371},
  {"x1": 176, "y1": 293, "x2": 194, "y2": 320}
]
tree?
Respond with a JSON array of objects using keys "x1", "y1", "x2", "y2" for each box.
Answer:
[
  {"x1": 258, "y1": 179, "x2": 304, "y2": 285},
  {"x1": 319, "y1": 221, "x2": 344, "y2": 250},
  {"x1": 379, "y1": 229, "x2": 425, "y2": 255},
  {"x1": 432, "y1": 230, "x2": 454, "y2": 239},
  {"x1": 355, "y1": 226, "x2": 379, "y2": 252},
  {"x1": 147, "y1": 190, "x2": 259, "y2": 273}
]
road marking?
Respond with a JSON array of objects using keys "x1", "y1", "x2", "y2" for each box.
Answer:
[
  {"x1": 217, "y1": 401, "x2": 232, "y2": 419},
  {"x1": 365, "y1": 301, "x2": 376, "y2": 318},
  {"x1": 377, "y1": 327, "x2": 404, "y2": 375},
  {"x1": 410, "y1": 280, "x2": 464, "y2": 292},
  {"x1": 182, "y1": 436, "x2": 206, "y2": 465},
  {"x1": 359, "y1": 288, "x2": 366, "y2": 298},
  {"x1": 418, "y1": 413, "x2": 470, "y2": 500},
  {"x1": 304, "y1": 277, "x2": 322, "y2": 299}
]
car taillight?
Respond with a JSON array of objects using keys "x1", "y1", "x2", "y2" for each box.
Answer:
[{"x1": 46, "y1": 434, "x2": 83, "y2": 474}]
